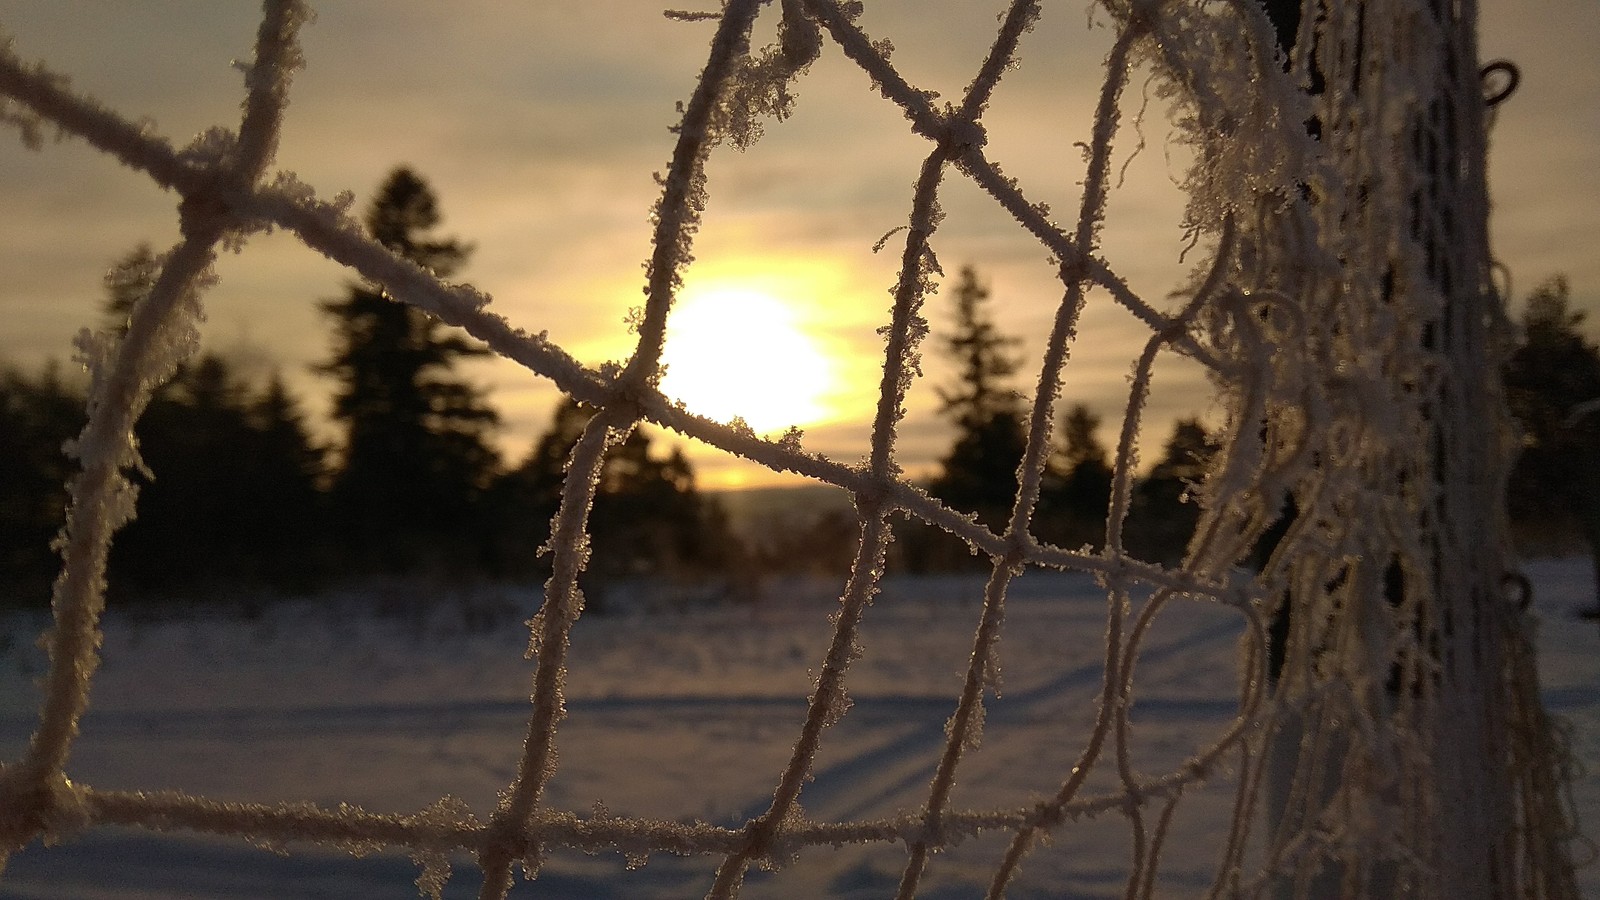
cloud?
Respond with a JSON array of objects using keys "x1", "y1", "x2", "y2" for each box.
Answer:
[{"x1": 0, "y1": 0, "x2": 1595, "y2": 493}]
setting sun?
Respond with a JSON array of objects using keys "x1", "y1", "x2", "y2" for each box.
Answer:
[{"x1": 659, "y1": 285, "x2": 836, "y2": 435}]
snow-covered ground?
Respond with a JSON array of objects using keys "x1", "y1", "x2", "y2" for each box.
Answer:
[{"x1": 1, "y1": 562, "x2": 1594, "y2": 898}]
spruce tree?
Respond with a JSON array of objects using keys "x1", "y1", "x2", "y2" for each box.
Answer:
[
  {"x1": 493, "y1": 398, "x2": 733, "y2": 587},
  {"x1": 0, "y1": 363, "x2": 82, "y2": 608},
  {"x1": 1503, "y1": 275, "x2": 1600, "y2": 618},
  {"x1": 242, "y1": 374, "x2": 328, "y2": 588},
  {"x1": 1039, "y1": 403, "x2": 1114, "y2": 549},
  {"x1": 115, "y1": 353, "x2": 261, "y2": 594},
  {"x1": 319, "y1": 168, "x2": 499, "y2": 573},
  {"x1": 928, "y1": 266, "x2": 1027, "y2": 530},
  {"x1": 89, "y1": 246, "x2": 329, "y2": 598},
  {"x1": 1124, "y1": 418, "x2": 1212, "y2": 564}
]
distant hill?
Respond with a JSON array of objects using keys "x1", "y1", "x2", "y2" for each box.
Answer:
[{"x1": 712, "y1": 482, "x2": 855, "y2": 539}]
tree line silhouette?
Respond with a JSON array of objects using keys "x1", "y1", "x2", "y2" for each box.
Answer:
[
  {"x1": 888, "y1": 265, "x2": 1214, "y2": 572},
  {"x1": 2, "y1": 168, "x2": 1594, "y2": 609},
  {"x1": 0, "y1": 169, "x2": 731, "y2": 609}
]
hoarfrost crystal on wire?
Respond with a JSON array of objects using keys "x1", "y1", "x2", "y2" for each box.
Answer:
[{"x1": 0, "y1": 1, "x2": 1581, "y2": 898}]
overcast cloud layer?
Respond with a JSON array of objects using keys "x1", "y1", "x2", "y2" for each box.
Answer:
[{"x1": 0, "y1": 2, "x2": 1594, "y2": 488}]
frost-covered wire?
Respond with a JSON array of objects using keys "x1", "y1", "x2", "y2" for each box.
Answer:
[{"x1": 0, "y1": 0, "x2": 1581, "y2": 897}]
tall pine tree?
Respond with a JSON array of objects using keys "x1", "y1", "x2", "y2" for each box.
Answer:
[
  {"x1": 0, "y1": 363, "x2": 82, "y2": 608},
  {"x1": 89, "y1": 245, "x2": 329, "y2": 599},
  {"x1": 319, "y1": 168, "x2": 499, "y2": 573},
  {"x1": 490, "y1": 398, "x2": 736, "y2": 599},
  {"x1": 1124, "y1": 417, "x2": 1212, "y2": 564},
  {"x1": 1503, "y1": 275, "x2": 1600, "y2": 618},
  {"x1": 1038, "y1": 403, "x2": 1114, "y2": 550},
  {"x1": 928, "y1": 266, "x2": 1027, "y2": 530}
]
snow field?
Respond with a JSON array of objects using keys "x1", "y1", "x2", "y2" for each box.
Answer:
[{"x1": 0, "y1": 563, "x2": 1593, "y2": 898}]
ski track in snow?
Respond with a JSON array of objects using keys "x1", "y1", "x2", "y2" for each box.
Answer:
[{"x1": 0, "y1": 565, "x2": 1594, "y2": 899}]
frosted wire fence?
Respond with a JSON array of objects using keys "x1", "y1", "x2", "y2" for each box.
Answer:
[{"x1": 0, "y1": 1, "x2": 1580, "y2": 898}]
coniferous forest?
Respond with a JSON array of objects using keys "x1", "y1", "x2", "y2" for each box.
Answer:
[
  {"x1": 2, "y1": 169, "x2": 1592, "y2": 610},
  {"x1": 0, "y1": 169, "x2": 737, "y2": 609}
]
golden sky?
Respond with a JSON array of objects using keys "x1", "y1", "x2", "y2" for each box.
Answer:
[{"x1": 1, "y1": 1, "x2": 1595, "y2": 490}]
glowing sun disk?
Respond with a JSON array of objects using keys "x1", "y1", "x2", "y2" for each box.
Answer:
[{"x1": 659, "y1": 288, "x2": 834, "y2": 434}]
